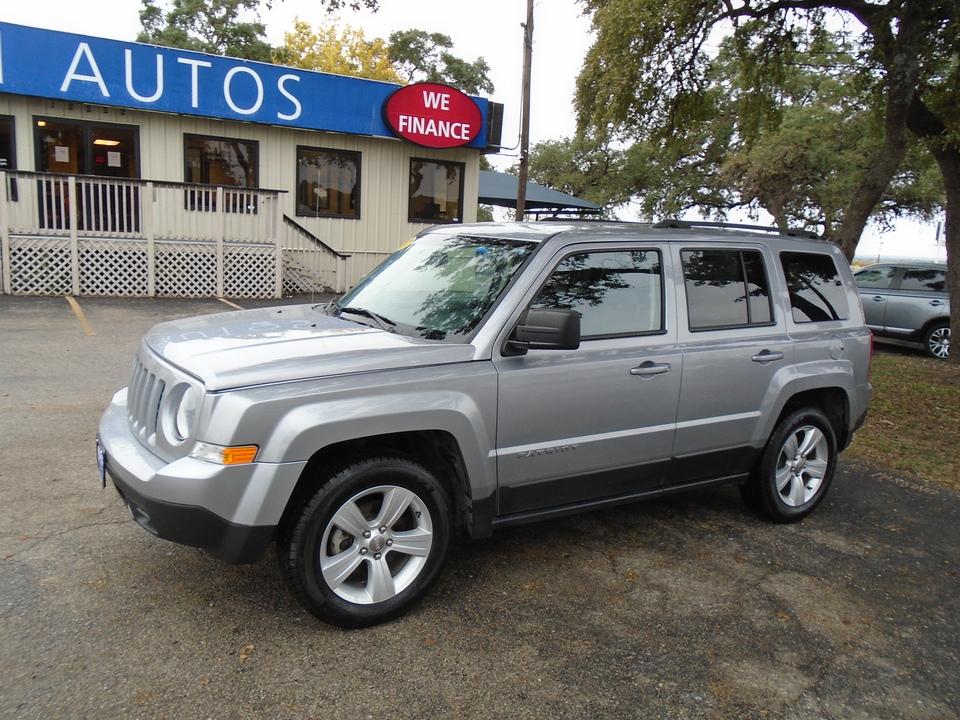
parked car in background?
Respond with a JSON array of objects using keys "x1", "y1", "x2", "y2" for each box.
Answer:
[{"x1": 854, "y1": 262, "x2": 951, "y2": 359}]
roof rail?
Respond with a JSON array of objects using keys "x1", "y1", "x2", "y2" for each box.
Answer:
[{"x1": 653, "y1": 219, "x2": 821, "y2": 240}]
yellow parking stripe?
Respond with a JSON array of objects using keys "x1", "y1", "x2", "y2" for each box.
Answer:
[
  {"x1": 218, "y1": 298, "x2": 244, "y2": 310},
  {"x1": 64, "y1": 296, "x2": 95, "y2": 336}
]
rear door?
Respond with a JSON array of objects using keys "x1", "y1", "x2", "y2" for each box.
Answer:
[
  {"x1": 671, "y1": 245, "x2": 793, "y2": 482},
  {"x1": 881, "y1": 266, "x2": 949, "y2": 336},
  {"x1": 493, "y1": 244, "x2": 681, "y2": 515}
]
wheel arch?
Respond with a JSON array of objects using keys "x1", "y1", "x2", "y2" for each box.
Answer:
[
  {"x1": 775, "y1": 387, "x2": 850, "y2": 450},
  {"x1": 277, "y1": 430, "x2": 478, "y2": 541}
]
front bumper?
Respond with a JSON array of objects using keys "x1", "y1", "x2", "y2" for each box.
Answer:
[{"x1": 98, "y1": 389, "x2": 307, "y2": 564}]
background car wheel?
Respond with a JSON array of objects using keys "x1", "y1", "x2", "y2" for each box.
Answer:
[
  {"x1": 741, "y1": 407, "x2": 837, "y2": 523},
  {"x1": 923, "y1": 323, "x2": 950, "y2": 360},
  {"x1": 279, "y1": 455, "x2": 451, "y2": 628}
]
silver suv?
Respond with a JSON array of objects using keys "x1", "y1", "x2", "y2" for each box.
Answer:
[
  {"x1": 97, "y1": 221, "x2": 873, "y2": 627},
  {"x1": 854, "y1": 262, "x2": 951, "y2": 359}
]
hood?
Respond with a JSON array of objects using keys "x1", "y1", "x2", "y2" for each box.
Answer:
[{"x1": 143, "y1": 304, "x2": 477, "y2": 391}]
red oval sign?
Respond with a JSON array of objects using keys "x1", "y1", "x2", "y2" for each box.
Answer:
[{"x1": 383, "y1": 83, "x2": 483, "y2": 149}]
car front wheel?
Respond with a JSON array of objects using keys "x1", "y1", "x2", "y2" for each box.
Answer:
[
  {"x1": 923, "y1": 323, "x2": 950, "y2": 360},
  {"x1": 741, "y1": 407, "x2": 837, "y2": 523},
  {"x1": 279, "y1": 455, "x2": 451, "y2": 628}
]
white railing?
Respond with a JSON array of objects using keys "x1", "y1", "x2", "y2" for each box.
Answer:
[
  {"x1": 280, "y1": 215, "x2": 351, "y2": 293},
  {"x1": 2, "y1": 171, "x2": 281, "y2": 243},
  {"x1": 0, "y1": 170, "x2": 324, "y2": 298},
  {"x1": 1, "y1": 170, "x2": 349, "y2": 297}
]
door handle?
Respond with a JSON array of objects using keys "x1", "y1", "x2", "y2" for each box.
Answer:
[
  {"x1": 930, "y1": 300, "x2": 945, "y2": 307},
  {"x1": 751, "y1": 350, "x2": 784, "y2": 364},
  {"x1": 630, "y1": 361, "x2": 671, "y2": 376},
  {"x1": 870, "y1": 295, "x2": 886, "y2": 302}
]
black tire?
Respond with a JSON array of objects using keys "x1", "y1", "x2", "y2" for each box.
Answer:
[
  {"x1": 278, "y1": 455, "x2": 451, "y2": 628},
  {"x1": 923, "y1": 322, "x2": 950, "y2": 360},
  {"x1": 740, "y1": 407, "x2": 837, "y2": 523}
]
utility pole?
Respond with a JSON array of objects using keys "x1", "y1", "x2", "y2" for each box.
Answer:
[{"x1": 514, "y1": 0, "x2": 534, "y2": 221}]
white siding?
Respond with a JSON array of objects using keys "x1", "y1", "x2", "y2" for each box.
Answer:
[{"x1": 1, "y1": 95, "x2": 483, "y2": 287}]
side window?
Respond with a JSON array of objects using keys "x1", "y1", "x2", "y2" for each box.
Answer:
[
  {"x1": 854, "y1": 266, "x2": 898, "y2": 289},
  {"x1": 530, "y1": 250, "x2": 663, "y2": 339},
  {"x1": 780, "y1": 252, "x2": 850, "y2": 323},
  {"x1": 900, "y1": 268, "x2": 947, "y2": 292},
  {"x1": 682, "y1": 249, "x2": 773, "y2": 330}
]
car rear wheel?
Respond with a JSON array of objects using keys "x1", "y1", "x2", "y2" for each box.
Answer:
[
  {"x1": 741, "y1": 407, "x2": 837, "y2": 523},
  {"x1": 279, "y1": 455, "x2": 451, "y2": 628},
  {"x1": 923, "y1": 323, "x2": 950, "y2": 360}
]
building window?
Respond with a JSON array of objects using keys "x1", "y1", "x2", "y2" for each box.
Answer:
[
  {"x1": 0, "y1": 116, "x2": 15, "y2": 170},
  {"x1": 296, "y1": 147, "x2": 360, "y2": 218},
  {"x1": 682, "y1": 249, "x2": 773, "y2": 330},
  {"x1": 409, "y1": 159, "x2": 464, "y2": 223},
  {"x1": 184, "y1": 134, "x2": 258, "y2": 213},
  {"x1": 35, "y1": 118, "x2": 139, "y2": 178},
  {"x1": 184, "y1": 134, "x2": 258, "y2": 187}
]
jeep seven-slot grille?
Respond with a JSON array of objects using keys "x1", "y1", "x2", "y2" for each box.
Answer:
[{"x1": 127, "y1": 358, "x2": 165, "y2": 442}]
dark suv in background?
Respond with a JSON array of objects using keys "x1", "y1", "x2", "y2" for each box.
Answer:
[{"x1": 854, "y1": 262, "x2": 951, "y2": 359}]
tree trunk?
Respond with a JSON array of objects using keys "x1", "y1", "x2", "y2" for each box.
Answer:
[
  {"x1": 909, "y1": 94, "x2": 960, "y2": 364},
  {"x1": 938, "y1": 149, "x2": 959, "y2": 366},
  {"x1": 833, "y1": 0, "x2": 930, "y2": 262}
]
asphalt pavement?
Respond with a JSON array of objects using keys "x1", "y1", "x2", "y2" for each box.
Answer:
[{"x1": 1, "y1": 294, "x2": 958, "y2": 720}]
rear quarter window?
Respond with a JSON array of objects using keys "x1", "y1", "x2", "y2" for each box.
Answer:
[{"x1": 780, "y1": 252, "x2": 850, "y2": 323}]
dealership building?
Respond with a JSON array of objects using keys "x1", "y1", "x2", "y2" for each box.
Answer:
[{"x1": 0, "y1": 21, "x2": 506, "y2": 297}]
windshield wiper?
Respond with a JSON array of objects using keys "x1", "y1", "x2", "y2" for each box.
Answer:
[{"x1": 337, "y1": 305, "x2": 397, "y2": 333}]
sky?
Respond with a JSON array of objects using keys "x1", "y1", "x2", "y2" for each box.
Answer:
[{"x1": 0, "y1": 0, "x2": 946, "y2": 262}]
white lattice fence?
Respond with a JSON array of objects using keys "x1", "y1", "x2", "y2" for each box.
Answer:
[
  {"x1": 155, "y1": 243, "x2": 218, "y2": 297},
  {"x1": 1, "y1": 171, "x2": 286, "y2": 298},
  {"x1": 79, "y1": 240, "x2": 149, "y2": 297},
  {"x1": 224, "y1": 244, "x2": 278, "y2": 299},
  {"x1": 8, "y1": 237, "x2": 72, "y2": 295}
]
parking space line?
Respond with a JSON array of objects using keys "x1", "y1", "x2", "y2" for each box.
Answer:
[
  {"x1": 218, "y1": 298, "x2": 244, "y2": 310},
  {"x1": 64, "y1": 296, "x2": 96, "y2": 336}
]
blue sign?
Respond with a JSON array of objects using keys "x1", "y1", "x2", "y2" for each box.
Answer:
[{"x1": 0, "y1": 22, "x2": 490, "y2": 148}]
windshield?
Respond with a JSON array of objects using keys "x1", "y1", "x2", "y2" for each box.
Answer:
[{"x1": 336, "y1": 234, "x2": 536, "y2": 341}]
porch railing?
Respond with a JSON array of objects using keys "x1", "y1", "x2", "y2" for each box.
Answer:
[{"x1": 0, "y1": 171, "x2": 345, "y2": 298}]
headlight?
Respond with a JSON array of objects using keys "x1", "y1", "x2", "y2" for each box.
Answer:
[{"x1": 162, "y1": 383, "x2": 201, "y2": 442}]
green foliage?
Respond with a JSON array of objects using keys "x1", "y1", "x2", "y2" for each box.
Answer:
[
  {"x1": 138, "y1": 0, "x2": 380, "y2": 60},
  {"x1": 555, "y1": 18, "x2": 945, "y2": 231},
  {"x1": 275, "y1": 19, "x2": 401, "y2": 82},
  {"x1": 387, "y1": 30, "x2": 494, "y2": 95},
  {"x1": 138, "y1": 0, "x2": 274, "y2": 61}
]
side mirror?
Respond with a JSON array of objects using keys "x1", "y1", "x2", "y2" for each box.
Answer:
[{"x1": 504, "y1": 308, "x2": 580, "y2": 355}]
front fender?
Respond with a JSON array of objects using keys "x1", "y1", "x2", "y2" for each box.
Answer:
[{"x1": 200, "y1": 362, "x2": 499, "y2": 502}]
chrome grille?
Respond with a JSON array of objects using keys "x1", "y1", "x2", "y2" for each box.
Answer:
[{"x1": 127, "y1": 357, "x2": 166, "y2": 442}]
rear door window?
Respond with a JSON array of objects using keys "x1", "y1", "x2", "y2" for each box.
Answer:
[
  {"x1": 899, "y1": 268, "x2": 947, "y2": 293},
  {"x1": 681, "y1": 249, "x2": 773, "y2": 330}
]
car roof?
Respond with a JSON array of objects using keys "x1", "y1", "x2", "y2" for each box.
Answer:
[
  {"x1": 424, "y1": 220, "x2": 832, "y2": 247},
  {"x1": 857, "y1": 261, "x2": 947, "y2": 270}
]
